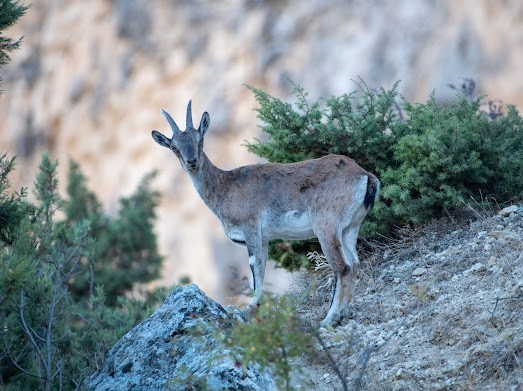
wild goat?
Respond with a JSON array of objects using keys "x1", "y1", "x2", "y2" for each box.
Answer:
[{"x1": 151, "y1": 101, "x2": 380, "y2": 327}]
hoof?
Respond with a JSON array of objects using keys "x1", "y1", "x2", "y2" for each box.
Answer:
[
  {"x1": 340, "y1": 307, "x2": 351, "y2": 319},
  {"x1": 320, "y1": 313, "x2": 341, "y2": 329}
]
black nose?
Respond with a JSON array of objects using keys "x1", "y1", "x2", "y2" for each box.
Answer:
[{"x1": 186, "y1": 158, "x2": 197, "y2": 169}]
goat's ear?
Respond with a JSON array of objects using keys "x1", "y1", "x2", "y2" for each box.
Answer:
[
  {"x1": 151, "y1": 130, "x2": 171, "y2": 148},
  {"x1": 199, "y1": 112, "x2": 210, "y2": 137}
]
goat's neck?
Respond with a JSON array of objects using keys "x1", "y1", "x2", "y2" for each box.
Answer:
[{"x1": 188, "y1": 153, "x2": 225, "y2": 214}]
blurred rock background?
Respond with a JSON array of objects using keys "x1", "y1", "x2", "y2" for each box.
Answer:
[{"x1": 1, "y1": 0, "x2": 522, "y2": 303}]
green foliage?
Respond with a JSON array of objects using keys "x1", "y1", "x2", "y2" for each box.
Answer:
[
  {"x1": 220, "y1": 295, "x2": 314, "y2": 390},
  {"x1": 64, "y1": 161, "x2": 163, "y2": 305},
  {"x1": 0, "y1": 0, "x2": 28, "y2": 93},
  {"x1": 246, "y1": 80, "x2": 523, "y2": 270},
  {"x1": 0, "y1": 153, "x2": 162, "y2": 390},
  {"x1": 1, "y1": 153, "x2": 90, "y2": 389},
  {"x1": 381, "y1": 96, "x2": 523, "y2": 225},
  {"x1": 245, "y1": 79, "x2": 402, "y2": 173},
  {"x1": 180, "y1": 294, "x2": 348, "y2": 390},
  {"x1": 64, "y1": 287, "x2": 151, "y2": 384},
  {"x1": 269, "y1": 240, "x2": 317, "y2": 272},
  {"x1": 0, "y1": 153, "x2": 34, "y2": 244}
]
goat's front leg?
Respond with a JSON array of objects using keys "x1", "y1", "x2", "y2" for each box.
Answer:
[{"x1": 245, "y1": 239, "x2": 268, "y2": 313}]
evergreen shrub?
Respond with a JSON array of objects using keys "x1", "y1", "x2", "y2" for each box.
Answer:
[
  {"x1": 64, "y1": 161, "x2": 163, "y2": 305},
  {"x1": 0, "y1": 153, "x2": 164, "y2": 389}
]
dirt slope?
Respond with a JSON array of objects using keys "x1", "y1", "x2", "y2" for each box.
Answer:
[{"x1": 292, "y1": 206, "x2": 522, "y2": 390}]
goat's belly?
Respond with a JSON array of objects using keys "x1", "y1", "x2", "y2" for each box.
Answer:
[
  {"x1": 224, "y1": 229, "x2": 247, "y2": 246},
  {"x1": 264, "y1": 210, "x2": 315, "y2": 241}
]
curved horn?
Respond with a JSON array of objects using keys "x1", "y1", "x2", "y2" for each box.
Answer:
[
  {"x1": 186, "y1": 100, "x2": 194, "y2": 129},
  {"x1": 160, "y1": 109, "x2": 181, "y2": 133}
]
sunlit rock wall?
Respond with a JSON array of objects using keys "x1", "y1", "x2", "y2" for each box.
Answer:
[{"x1": 1, "y1": 0, "x2": 522, "y2": 302}]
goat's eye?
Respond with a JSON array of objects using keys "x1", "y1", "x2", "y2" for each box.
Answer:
[{"x1": 170, "y1": 145, "x2": 175, "y2": 151}]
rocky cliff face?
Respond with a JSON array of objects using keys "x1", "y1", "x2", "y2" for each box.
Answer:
[
  {"x1": 84, "y1": 284, "x2": 276, "y2": 390},
  {"x1": 1, "y1": 0, "x2": 522, "y2": 301}
]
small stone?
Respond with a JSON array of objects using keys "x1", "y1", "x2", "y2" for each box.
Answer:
[
  {"x1": 490, "y1": 266, "x2": 502, "y2": 276},
  {"x1": 498, "y1": 205, "x2": 518, "y2": 217},
  {"x1": 472, "y1": 262, "x2": 485, "y2": 271},
  {"x1": 463, "y1": 262, "x2": 485, "y2": 276},
  {"x1": 393, "y1": 277, "x2": 401, "y2": 284},
  {"x1": 483, "y1": 244, "x2": 491, "y2": 251},
  {"x1": 412, "y1": 267, "x2": 427, "y2": 277},
  {"x1": 396, "y1": 368, "x2": 403, "y2": 377}
]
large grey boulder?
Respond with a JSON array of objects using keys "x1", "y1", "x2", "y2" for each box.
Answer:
[{"x1": 84, "y1": 284, "x2": 275, "y2": 390}]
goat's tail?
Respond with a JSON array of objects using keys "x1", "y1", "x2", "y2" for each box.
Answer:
[{"x1": 363, "y1": 175, "x2": 380, "y2": 210}]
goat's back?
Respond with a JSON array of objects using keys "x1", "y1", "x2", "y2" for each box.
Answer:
[{"x1": 222, "y1": 154, "x2": 372, "y2": 213}]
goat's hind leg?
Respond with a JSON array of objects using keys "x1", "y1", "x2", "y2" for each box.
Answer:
[
  {"x1": 316, "y1": 228, "x2": 352, "y2": 328},
  {"x1": 338, "y1": 202, "x2": 368, "y2": 319},
  {"x1": 339, "y1": 224, "x2": 361, "y2": 320}
]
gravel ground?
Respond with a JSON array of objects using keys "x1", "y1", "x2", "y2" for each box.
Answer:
[{"x1": 290, "y1": 206, "x2": 523, "y2": 391}]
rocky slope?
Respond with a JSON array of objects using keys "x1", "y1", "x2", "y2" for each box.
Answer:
[
  {"x1": 2, "y1": 0, "x2": 523, "y2": 301},
  {"x1": 291, "y1": 205, "x2": 523, "y2": 390}
]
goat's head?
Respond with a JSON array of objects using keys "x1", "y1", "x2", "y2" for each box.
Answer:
[{"x1": 151, "y1": 101, "x2": 210, "y2": 174}]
